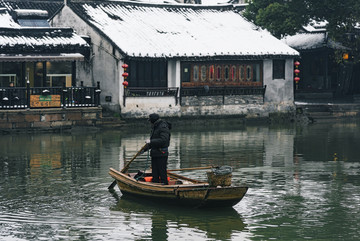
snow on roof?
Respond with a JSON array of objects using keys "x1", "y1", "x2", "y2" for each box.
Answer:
[
  {"x1": 282, "y1": 32, "x2": 349, "y2": 50},
  {"x1": 282, "y1": 33, "x2": 326, "y2": 50},
  {"x1": 0, "y1": 6, "x2": 89, "y2": 54},
  {"x1": 302, "y1": 20, "x2": 328, "y2": 33},
  {"x1": 70, "y1": 1, "x2": 298, "y2": 59},
  {"x1": 0, "y1": 9, "x2": 20, "y2": 27},
  {"x1": 201, "y1": 0, "x2": 231, "y2": 5},
  {"x1": 14, "y1": 9, "x2": 48, "y2": 18},
  {"x1": 129, "y1": 0, "x2": 179, "y2": 3},
  {"x1": 0, "y1": 28, "x2": 89, "y2": 54}
]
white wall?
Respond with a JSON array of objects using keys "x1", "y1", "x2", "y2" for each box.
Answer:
[
  {"x1": 51, "y1": 6, "x2": 122, "y2": 112},
  {"x1": 263, "y1": 58, "x2": 294, "y2": 104}
]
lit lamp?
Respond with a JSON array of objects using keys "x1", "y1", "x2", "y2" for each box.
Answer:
[
  {"x1": 294, "y1": 61, "x2": 300, "y2": 89},
  {"x1": 122, "y1": 63, "x2": 129, "y2": 88}
]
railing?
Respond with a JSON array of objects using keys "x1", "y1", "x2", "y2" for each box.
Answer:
[
  {"x1": 124, "y1": 87, "x2": 179, "y2": 106},
  {"x1": 0, "y1": 87, "x2": 27, "y2": 109},
  {"x1": 0, "y1": 82, "x2": 101, "y2": 109},
  {"x1": 180, "y1": 86, "x2": 266, "y2": 96}
]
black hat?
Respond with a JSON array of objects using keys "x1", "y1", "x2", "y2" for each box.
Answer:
[{"x1": 148, "y1": 113, "x2": 159, "y2": 123}]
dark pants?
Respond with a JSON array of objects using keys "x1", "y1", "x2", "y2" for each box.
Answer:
[{"x1": 151, "y1": 155, "x2": 168, "y2": 185}]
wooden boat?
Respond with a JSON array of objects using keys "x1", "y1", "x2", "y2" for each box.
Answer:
[{"x1": 108, "y1": 167, "x2": 248, "y2": 208}]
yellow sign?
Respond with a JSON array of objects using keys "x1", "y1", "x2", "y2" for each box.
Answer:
[{"x1": 30, "y1": 95, "x2": 61, "y2": 108}]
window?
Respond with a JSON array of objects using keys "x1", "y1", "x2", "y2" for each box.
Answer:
[
  {"x1": 230, "y1": 66, "x2": 236, "y2": 81},
  {"x1": 200, "y1": 65, "x2": 207, "y2": 82},
  {"x1": 239, "y1": 65, "x2": 245, "y2": 81},
  {"x1": 209, "y1": 65, "x2": 214, "y2": 81},
  {"x1": 181, "y1": 61, "x2": 263, "y2": 87},
  {"x1": 0, "y1": 62, "x2": 22, "y2": 87},
  {"x1": 246, "y1": 65, "x2": 252, "y2": 81},
  {"x1": 193, "y1": 65, "x2": 199, "y2": 82},
  {"x1": 46, "y1": 62, "x2": 72, "y2": 87},
  {"x1": 216, "y1": 65, "x2": 221, "y2": 81},
  {"x1": 129, "y1": 60, "x2": 167, "y2": 87},
  {"x1": 224, "y1": 65, "x2": 230, "y2": 81},
  {"x1": 273, "y1": 60, "x2": 285, "y2": 79}
]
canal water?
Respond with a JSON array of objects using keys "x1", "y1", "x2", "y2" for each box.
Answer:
[{"x1": 1, "y1": 120, "x2": 360, "y2": 240}]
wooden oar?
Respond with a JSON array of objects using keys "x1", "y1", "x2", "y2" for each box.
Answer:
[
  {"x1": 167, "y1": 166, "x2": 216, "y2": 172},
  {"x1": 108, "y1": 143, "x2": 148, "y2": 190}
]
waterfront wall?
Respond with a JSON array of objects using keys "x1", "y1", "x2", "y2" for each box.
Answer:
[
  {"x1": 0, "y1": 107, "x2": 102, "y2": 132},
  {"x1": 120, "y1": 94, "x2": 295, "y2": 119}
]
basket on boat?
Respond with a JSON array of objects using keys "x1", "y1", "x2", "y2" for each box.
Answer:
[{"x1": 207, "y1": 166, "x2": 232, "y2": 187}]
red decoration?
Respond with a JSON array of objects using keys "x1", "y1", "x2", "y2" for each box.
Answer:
[
  {"x1": 122, "y1": 72, "x2": 129, "y2": 78},
  {"x1": 294, "y1": 61, "x2": 300, "y2": 67},
  {"x1": 123, "y1": 81, "x2": 129, "y2": 87},
  {"x1": 294, "y1": 69, "x2": 300, "y2": 74},
  {"x1": 122, "y1": 64, "x2": 129, "y2": 69},
  {"x1": 294, "y1": 77, "x2": 300, "y2": 83}
]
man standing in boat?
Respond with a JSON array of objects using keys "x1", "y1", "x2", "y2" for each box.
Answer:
[{"x1": 144, "y1": 113, "x2": 171, "y2": 185}]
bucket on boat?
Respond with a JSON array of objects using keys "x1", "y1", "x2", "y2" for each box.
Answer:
[{"x1": 206, "y1": 166, "x2": 232, "y2": 187}]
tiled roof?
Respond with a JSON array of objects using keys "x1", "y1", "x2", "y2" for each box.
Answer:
[
  {"x1": 0, "y1": 0, "x2": 63, "y2": 18},
  {"x1": 68, "y1": 1, "x2": 298, "y2": 59},
  {"x1": 0, "y1": 2, "x2": 89, "y2": 55},
  {"x1": 0, "y1": 27, "x2": 89, "y2": 54}
]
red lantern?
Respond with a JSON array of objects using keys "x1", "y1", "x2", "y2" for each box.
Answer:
[
  {"x1": 294, "y1": 77, "x2": 300, "y2": 83},
  {"x1": 122, "y1": 64, "x2": 128, "y2": 69},
  {"x1": 122, "y1": 72, "x2": 129, "y2": 78},
  {"x1": 123, "y1": 81, "x2": 129, "y2": 87},
  {"x1": 294, "y1": 61, "x2": 300, "y2": 67},
  {"x1": 294, "y1": 69, "x2": 300, "y2": 74}
]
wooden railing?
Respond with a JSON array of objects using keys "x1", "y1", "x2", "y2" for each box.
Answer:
[
  {"x1": 180, "y1": 86, "x2": 266, "y2": 96},
  {"x1": 0, "y1": 82, "x2": 101, "y2": 109}
]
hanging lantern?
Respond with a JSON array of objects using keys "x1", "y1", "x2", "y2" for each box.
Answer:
[
  {"x1": 122, "y1": 63, "x2": 129, "y2": 88},
  {"x1": 294, "y1": 61, "x2": 300, "y2": 67},
  {"x1": 294, "y1": 69, "x2": 300, "y2": 74},
  {"x1": 122, "y1": 63, "x2": 129, "y2": 70},
  {"x1": 294, "y1": 77, "x2": 300, "y2": 83}
]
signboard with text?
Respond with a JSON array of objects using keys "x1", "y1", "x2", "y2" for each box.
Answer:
[{"x1": 30, "y1": 95, "x2": 61, "y2": 108}]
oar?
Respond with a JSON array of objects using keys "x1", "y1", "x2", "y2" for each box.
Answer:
[
  {"x1": 167, "y1": 166, "x2": 216, "y2": 172},
  {"x1": 108, "y1": 143, "x2": 148, "y2": 190}
]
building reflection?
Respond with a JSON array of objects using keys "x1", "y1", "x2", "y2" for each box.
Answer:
[{"x1": 0, "y1": 132, "x2": 103, "y2": 196}]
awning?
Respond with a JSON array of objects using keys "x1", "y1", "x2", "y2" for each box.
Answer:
[{"x1": 0, "y1": 53, "x2": 85, "y2": 62}]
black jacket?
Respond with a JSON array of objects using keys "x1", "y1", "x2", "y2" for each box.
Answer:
[{"x1": 147, "y1": 119, "x2": 171, "y2": 157}]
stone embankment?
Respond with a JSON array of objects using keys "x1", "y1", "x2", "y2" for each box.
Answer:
[
  {"x1": 295, "y1": 102, "x2": 360, "y2": 122},
  {"x1": 1, "y1": 101, "x2": 360, "y2": 133}
]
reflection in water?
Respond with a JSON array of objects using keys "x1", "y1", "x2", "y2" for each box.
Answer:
[
  {"x1": 0, "y1": 121, "x2": 360, "y2": 240},
  {"x1": 110, "y1": 193, "x2": 246, "y2": 241}
]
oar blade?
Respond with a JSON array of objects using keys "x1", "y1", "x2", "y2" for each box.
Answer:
[{"x1": 108, "y1": 180, "x2": 117, "y2": 190}]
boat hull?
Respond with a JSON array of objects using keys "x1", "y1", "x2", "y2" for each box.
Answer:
[{"x1": 109, "y1": 168, "x2": 248, "y2": 208}]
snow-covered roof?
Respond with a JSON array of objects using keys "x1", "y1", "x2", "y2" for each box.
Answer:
[
  {"x1": 0, "y1": 4, "x2": 89, "y2": 56},
  {"x1": 0, "y1": 27, "x2": 89, "y2": 54},
  {"x1": 0, "y1": 0, "x2": 63, "y2": 18},
  {"x1": 282, "y1": 32, "x2": 349, "y2": 51},
  {"x1": 302, "y1": 20, "x2": 328, "y2": 33},
  {"x1": 69, "y1": 1, "x2": 298, "y2": 59}
]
